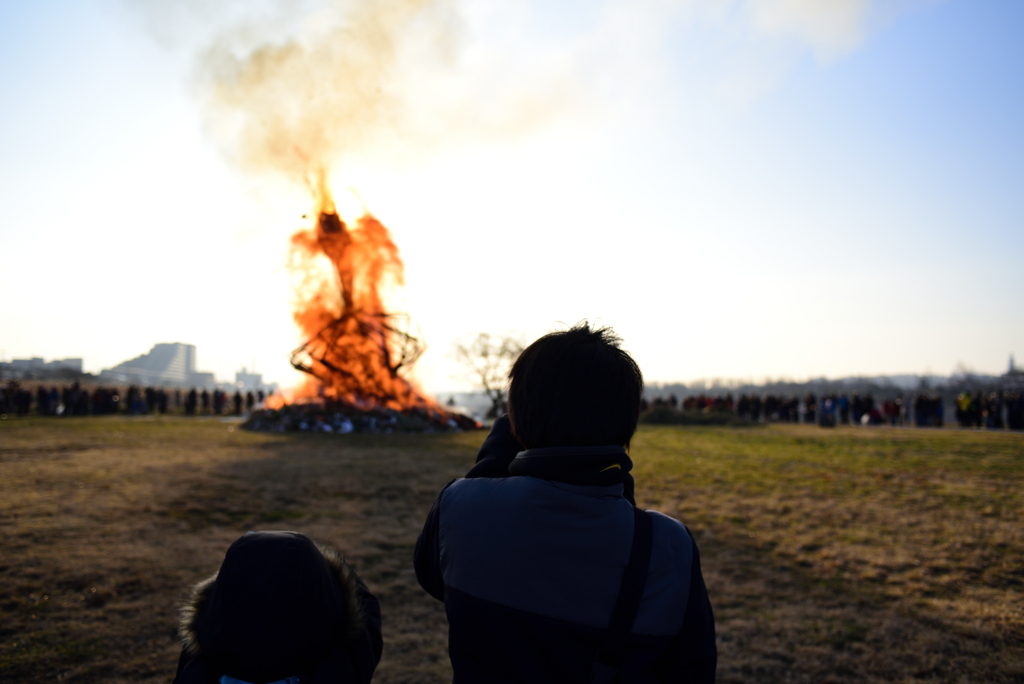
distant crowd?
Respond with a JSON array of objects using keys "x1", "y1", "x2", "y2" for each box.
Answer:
[
  {"x1": 4, "y1": 380, "x2": 1022, "y2": 431},
  {"x1": 953, "y1": 391, "x2": 1022, "y2": 429},
  {"x1": 0, "y1": 381, "x2": 270, "y2": 418},
  {"x1": 644, "y1": 389, "x2": 1024, "y2": 430}
]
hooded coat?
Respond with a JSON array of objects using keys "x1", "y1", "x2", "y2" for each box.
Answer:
[
  {"x1": 414, "y1": 416, "x2": 716, "y2": 683},
  {"x1": 173, "y1": 531, "x2": 383, "y2": 684}
]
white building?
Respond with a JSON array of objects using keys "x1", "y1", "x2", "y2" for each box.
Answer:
[
  {"x1": 100, "y1": 343, "x2": 215, "y2": 387},
  {"x1": 3, "y1": 357, "x2": 83, "y2": 376},
  {"x1": 235, "y1": 368, "x2": 263, "y2": 391}
]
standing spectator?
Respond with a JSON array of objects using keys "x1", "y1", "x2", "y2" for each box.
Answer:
[
  {"x1": 819, "y1": 394, "x2": 837, "y2": 427},
  {"x1": 1006, "y1": 393, "x2": 1024, "y2": 430},
  {"x1": 985, "y1": 392, "x2": 1004, "y2": 429},
  {"x1": 736, "y1": 395, "x2": 750, "y2": 420},
  {"x1": 934, "y1": 396, "x2": 945, "y2": 427},
  {"x1": 415, "y1": 324, "x2": 716, "y2": 682},
  {"x1": 956, "y1": 392, "x2": 971, "y2": 427},
  {"x1": 883, "y1": 399, "x2": 899, "y2": 426},
  {"x1": 803, "y1": 392, "x2": 817, "y2": 424},
  {"x1": 158, "y1": 390, "x2": 169, "y2": 414}
]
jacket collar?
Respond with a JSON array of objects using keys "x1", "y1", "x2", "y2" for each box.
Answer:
[{"x1": 508, "y1": 445, "x2": 632, "y2": 487}]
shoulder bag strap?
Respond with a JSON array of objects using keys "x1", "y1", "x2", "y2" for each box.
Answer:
[{"x1": 591, "y1": 506, "x2": 654, "y2": 684}]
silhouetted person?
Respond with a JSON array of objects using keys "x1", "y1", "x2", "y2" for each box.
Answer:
[
  {"x1": 737, "y1": 394, "x2": 750, "y2": 420},
  {"x1": 213, "y1": 390, "x2": 225, "y2": 415},
  {"x1": 884, "y1": 398, "x2": 898, "y2": 426},
  {"x1": 127, "y1": 385, "x2": 143, "y2": 415},
  {"x1": 415, "y1": 323, "x2": 716, "y2": 682},
  {"x1": 985, "y1": 392, "x2": 1004, "y2": 429},
  {"x1": 1006, "y1": 392, "x2": 1024, "y2": 430},
  {"x1": 819, "y1": 394, "x2": 837, "y2": 427},
  {"x1": 916, "y1": 395, "x2": 930, "y2": 427},
  {"x1": 17, "y1": 387, "x2": 32, "y2": 415},
  {"x1": 76, "y1": 385, "x2": 90, "y2": 416}
]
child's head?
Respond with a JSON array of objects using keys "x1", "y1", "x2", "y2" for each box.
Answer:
[{"x1": 175, "y1": 531, "x2": 380, "y2": 684}]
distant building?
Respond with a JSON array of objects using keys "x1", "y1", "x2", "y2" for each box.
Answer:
[
  {"x1": 235, "y1": 367, "x2": 263, "y2": 391},
  {"x1": 100, "y1": 343, "x2": 214, "y2": 387},
  {"x1": 9, "y1": 357, "x2": 46, "y2": 371},
  {"x1": 1004, "y1": 354, "x2": 1023, "y2": 387},
  {"x1": 47, "y1": 358, "x2": 83, "y2": 372},
  {"x1": 188, "y1": 372, "x2": 217, "y2": 389},
  {"x1": 3, "y1": 356, "x2": 83, "y2": 376}
]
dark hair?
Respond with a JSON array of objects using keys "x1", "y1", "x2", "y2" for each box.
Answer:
[{"x1": 507, "y1": 322, "x2": 644, "y2": 449}]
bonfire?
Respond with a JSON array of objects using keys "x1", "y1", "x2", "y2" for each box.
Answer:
[{"x1": 245, "y1": 177, "x2": 478, "y2": 434}]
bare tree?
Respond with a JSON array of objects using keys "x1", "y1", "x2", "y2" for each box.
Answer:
[{"x1": 452, "y1": 332, "x2": 525, "y2": 419}]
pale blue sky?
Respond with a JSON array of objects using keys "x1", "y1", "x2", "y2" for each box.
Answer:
[{"x1": 1, "y1": 0, "x2": 1021, "y2": 390}]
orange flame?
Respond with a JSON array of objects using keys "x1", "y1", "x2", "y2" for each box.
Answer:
[{"x1": 288, "y1": 175, "x2": 440, "y2": 415}]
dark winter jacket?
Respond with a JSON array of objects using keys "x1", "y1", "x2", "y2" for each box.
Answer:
[
  {"x1": 414, "y1": 416, "x2": 716, "y2": 683},
  {"x1": 173, "y1": 531, "x2": 383, "y2": 684}
]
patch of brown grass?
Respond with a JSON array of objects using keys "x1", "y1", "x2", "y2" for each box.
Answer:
[
  {"x1": 0, "y1": 417, "x2": 477, "y2": 683},
  {"x1": 632, "y1": 425, "x2": 1024, "y2": 683},
  {"x1": 1, "y1": 418, "x2": 1021, "y2": 682}
]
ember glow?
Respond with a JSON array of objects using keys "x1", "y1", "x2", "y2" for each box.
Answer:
[{"x1": 286, "y1": 175, "x2": 442, "y2": 414}]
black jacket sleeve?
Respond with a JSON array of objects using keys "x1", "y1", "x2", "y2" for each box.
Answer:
[
  {"x1": 654, "y1": 536, "x2": 717, "y2": 683},
  {"x1": 414, "y1": 479, "x2": 458, "y2": 602},
  {"x1": 464, "y1": 415, "x2": 521, "y2": 478}
]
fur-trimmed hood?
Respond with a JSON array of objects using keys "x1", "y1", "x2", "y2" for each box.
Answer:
[
  {"x1": 179, "y1": 540, "x2": 365, "y2": 655},
  {"x1": 172, "y1": 532, "x2": 382, "y2": 684}
]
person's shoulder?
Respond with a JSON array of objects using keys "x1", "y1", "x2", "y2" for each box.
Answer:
[
  {"x1": 645, "y1": 509, "x2": 694, "y2": 552},
  {"x1": 444, "y1": 475, "x2": 541, "y2": 499},
  {"x1": 442, "y1": 475, "x2": 517, "y2": 505},
  {"x1": 442, "y1": 476, "x2": 576, "y2": 519}
]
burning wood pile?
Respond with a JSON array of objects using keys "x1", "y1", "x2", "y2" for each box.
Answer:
[
  {"x1": 243, "y1": 179, "x2": 479, "y2": 434},
  {"x1": 243, "y1": 403, "x2": 478, "y2": 434}
]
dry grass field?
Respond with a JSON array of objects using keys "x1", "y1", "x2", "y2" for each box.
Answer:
[{"x1": 0, "y1": 417, "x2": 1021, "y2": 683}]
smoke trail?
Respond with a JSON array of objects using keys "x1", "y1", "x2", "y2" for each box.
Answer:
[
  {"x1": 193, "y1": 0, "x2": 461, "y2": 186},
  {"x1": 151, "y1": 0, "x2": 902, "y2": 182},
  {"x1": 748, "y1": 0, "x2": 873, "y2": 60}
]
